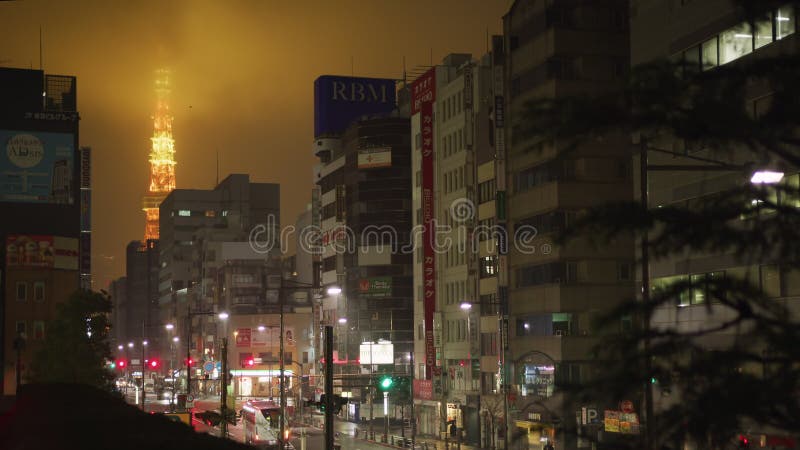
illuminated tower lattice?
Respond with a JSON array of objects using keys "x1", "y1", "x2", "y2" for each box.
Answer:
[{"x1": 142, "y1": 68, "x2": 176, "y2": 242}]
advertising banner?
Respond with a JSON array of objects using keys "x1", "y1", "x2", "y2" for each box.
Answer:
[
  {"x1": 413, "y1": 379, "x2": 434, "y2": 400},
  {"x1": 236, "y1": 328, "x2": 252, "y2": 347},
  {"x1": 412, "y1": 67, "x2": 436, "y2": 379},
  {"x1": 0, "y1": 130, "x2": 74, "y2": 204},
  {"x1": 314, "y1": 75, "x2": 396, "y2": 137},
  {"x1": 6, "y1": 235, "x2": 78, "y2": 269},
  {"x1": 358, "y1": 277, "x2": 392, "y2": 297},
  {"x1": 80, "y1": 146, "x2": 91, "y2": 189},
  {"x1": 357, "y1": 147, "x2": 392, "y2": 169},
  {"x1": 359, "y1": 342, "x2": 394, "y2": 365}
]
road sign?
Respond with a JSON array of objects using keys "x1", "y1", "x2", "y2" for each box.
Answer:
[
  {"x1": 204, "y1": 362, "x2": 214, "y2": 373},
  {"x1": 215, "y1": 361, "x2": 222, "y2": 370}
]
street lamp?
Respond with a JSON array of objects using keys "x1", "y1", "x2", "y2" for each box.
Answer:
[
  {"x1": 140, "y1": 339, "x2": 148, "y2": 411},
  {"x1": 750, "y1": 170, "x2": 784, "y2": 184}
]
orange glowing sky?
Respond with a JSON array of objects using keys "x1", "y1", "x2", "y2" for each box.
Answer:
[{"x1": 0, "y1": 0, "x2": 511, "y2": 289}]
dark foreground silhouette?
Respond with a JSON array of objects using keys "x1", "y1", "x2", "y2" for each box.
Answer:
[{"x1": 0, "y1": 383, "x2": 251, "y2": 450}]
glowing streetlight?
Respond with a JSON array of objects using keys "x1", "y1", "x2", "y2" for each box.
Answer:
[
  {"x1": 128, "y1": 342, "x2": 134, "y2": 348},
  {"x1": 258, "y1": 325, "x2": 266, "y2": 332},
  {"x1": 165, "y1": 323, "x2": 174, "y2": 330},
  {"x1": 750, "y1": 170, "x2": 784, "y2": 184},
  {"x1": 338, "y1": 317, "x2": 348, "y2": 324},
  {"x1": 327, "y1": 286, "x2": 342, "y2": 296},
  {"x1": 218, "y1": 311, "x2": 229, "y2": 320},
  {"x1": 118, "y1": 345, "x2": 123, "y2": 351},
  {"x1": 460, "y1": 302, "x2": 473, "y2": 311},
  {"x1": 172, "y1": 336, "x2": 179, "y2": 343}
]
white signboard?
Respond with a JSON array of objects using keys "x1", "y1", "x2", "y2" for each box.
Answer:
[
  {"x1": 357, "y1": 147, "x2": 392, "y2": 169},
  {"x1": 359, "y1": 342, "x2": 394, "y2": 364}
]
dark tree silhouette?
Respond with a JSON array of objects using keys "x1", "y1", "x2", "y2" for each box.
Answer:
[
  {"x1": 28, "y1": 289, "x2": 117, "y2": 393},
  {"x1": 518, "y1": 2, "x2": 800, "y2": 448}
]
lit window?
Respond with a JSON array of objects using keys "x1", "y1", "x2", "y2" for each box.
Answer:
[
  {"x1": 777, "y1": 5, "x2": 796, "y2": 40},
  {"x1": 719, "y1": 22, "x2": 753, "y2": 65},
  {"x1": 222, "y1": 210, "x2": 229, "y2": 217},
  {"x1": 178, "y1": 210, "x2": 191, "y2": 217},
  {"x1": 205, "y1": 210, "x2": 216, "y2": 217},
  {"x1": 33, "y1": 281, "x2": 45, "y2": 302},
  {"x1": 701, "y1": 38, "x2": 718, "y2": 70},
  {"x1": 754, "y1": 15, "x2": 773, "y2": 49}
]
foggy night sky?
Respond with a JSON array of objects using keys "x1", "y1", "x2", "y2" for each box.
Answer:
[{"x1": 0, "y1": 0, "x2": 510, "y2": 289}]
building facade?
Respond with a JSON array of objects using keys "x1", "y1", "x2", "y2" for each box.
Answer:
[
  {"x1": 409, "y1": 52, "x2": 501, "y2": 447},
  {"x1": 312, "y1": 74, "x2": 414, "y2": 423},
  {"x1": 631, "y1": 1, "x2": 799, "y2": 447},
  {"x1": 501, "y1": 1, "x2": 634, "y2": 449},
  {"x1": 0, "y1": 67, "x2": 86, "y2": 395}
]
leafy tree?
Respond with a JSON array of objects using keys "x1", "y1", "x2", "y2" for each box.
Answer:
[
  {"x1": 28, "y1": 289, "x2": 116, "y2": 393},
  {"x1": 519, "y1": 2, "x2": 800, "y2": 449}
]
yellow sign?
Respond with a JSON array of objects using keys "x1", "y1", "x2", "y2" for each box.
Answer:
[{"x1": 162, "y1": 412, "x2": 191, "y2": 426}]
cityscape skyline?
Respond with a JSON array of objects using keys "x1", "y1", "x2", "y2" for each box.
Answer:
[{"x1": 0, "y1": 0, "x2": 510, "y2": 289}]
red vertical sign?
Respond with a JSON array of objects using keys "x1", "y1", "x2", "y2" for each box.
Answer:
[{"x1": 412, "y1": 68, "x2": 436, "y2": 379}]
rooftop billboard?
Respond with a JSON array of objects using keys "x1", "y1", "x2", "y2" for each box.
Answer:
[{"x1": 314, "y1": 75, "x2": 396, "y2": 137}]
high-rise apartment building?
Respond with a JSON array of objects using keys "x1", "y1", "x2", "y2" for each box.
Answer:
[{"x1": 501, "y1": 1, "x2": 633, "y2": 448}]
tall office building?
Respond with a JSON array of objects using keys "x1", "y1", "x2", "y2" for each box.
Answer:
[
  {"x1": 501, "y1": 1, "x2": 633, "y2": 448},
  {"x1": 0, "y1": 67, "x2": 87, "y2": 394},
  {"x1": 312, "y1": 75, "x2": 414, "y2": 420}
]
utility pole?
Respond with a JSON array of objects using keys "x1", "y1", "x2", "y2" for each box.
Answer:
[
  {"x1": 641, "y1": 139, "x2": 654, "y2": 450},
  {"x1": 280, "y1": 286, "x2": 286, "y2": 449},
  {"x1": 221, "y1": 336, "x2": 229, "y2": 439},
  {"x1": 324, "y1": 325, "x2": 334, "y2": 450},
  {"x1": 186, "y1": 307, "x2": 192, "y2": 398}
]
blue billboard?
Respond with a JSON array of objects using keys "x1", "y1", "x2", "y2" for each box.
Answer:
[
  {"x1": 314, "y1": 75, "x2": 397, "y2": 137},
  {"x1": 0, "y1": 129, "x2": 74, "y2": 204}
]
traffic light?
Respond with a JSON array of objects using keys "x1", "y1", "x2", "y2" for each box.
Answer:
[
  {"x1": 738, "y1": 435, "x2": 750, "y2": 448},
  {"x1": 318, "y1": 394, "x2": 328, "y2": 412},
  {"x1": 244, "y1": 358, "x2": 255, "y2": 367},
  {"x1": 185, "y1": 357, "x2": 195, "y2": 367},
  {"x1": 149, "y1": 359, "x2": 160, "y2": 369},
  {"x1": 117, "y1": 359, "x2": 127, "y2": 369},
  {"x1": 378, "y1": 374, "x2": 394, "y2": 391}
]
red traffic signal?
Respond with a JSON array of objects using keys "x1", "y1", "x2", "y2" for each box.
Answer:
[
  {"x1": 117, "y1": 360, "x2": 127, "y2": 369},
  {"x1": 185, "y1": 357, "x2": 195, "y2": 367},
  {"x1": 245, "y1": 358, "x2": 255, "y2": 367},
  {"x1": 148, "y1": 359, "x2": 160, "y2": 369}
]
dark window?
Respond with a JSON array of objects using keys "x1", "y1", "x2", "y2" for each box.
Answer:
[
  {"x1": 517, "y1": 262, "x2": 570, "y2": 287},
  {"x1": 16, "y1": 282, "x2": 26, "y2": 302}
]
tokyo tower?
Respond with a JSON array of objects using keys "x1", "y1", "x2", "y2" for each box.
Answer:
[{"x1": 142, "y1": 68, "x2": 176, "y2": 241}]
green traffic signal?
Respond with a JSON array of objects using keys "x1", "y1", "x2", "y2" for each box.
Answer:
[{"x1": 379, "y1": 375, "x2": 394, "y2": 391}]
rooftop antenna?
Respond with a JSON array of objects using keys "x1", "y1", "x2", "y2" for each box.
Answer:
[
  {"x1": 430, "y1": 48, "x2": 433, "y2": 66},
  {"x1": 215, "y1": 150, "x2": 219, "y2": 186},
  {"x1": 402, "y1": 56, "x2": 406, "y2": 85},
  {"x1": 486, "y1": 28, "x2": 489, "y2": 54},
  {"x1": 351, "y1": 56, "x2": 354, "y2": 76},
  {"x1": 39, "y1": 26, "x2": 43, "y2": 70}
]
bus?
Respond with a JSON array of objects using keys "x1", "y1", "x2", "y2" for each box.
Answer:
[{"x1": 242, "y1": 400, "x2": 291, "y2": 449}]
